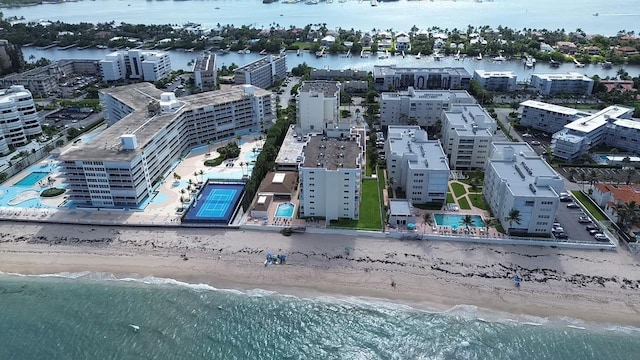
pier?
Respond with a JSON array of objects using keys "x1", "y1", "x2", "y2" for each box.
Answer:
[
  {"x1": 315, "y1": 46, "x2": 326, "y2": 58},
  {"x1": 36, "y1": 43, "x2": 57, "y2": 50},
  {"x1": 571, "y1": 56, "x2": 585, "y2": 68}
]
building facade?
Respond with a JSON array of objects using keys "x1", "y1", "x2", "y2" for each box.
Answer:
[
  {"x1": 379, "y1": 88, "x2": 475, "y2": 127},
  {"x1": 385, "y1": 126, "x2": 450, "y2": 204},
  {"x1": 0, "y1": 85, "x2": 43, "y2": 154},
  {"x1": 373, "y1": 65, "x2": 471, "y2": 92},
  {"x1": 296, "y1": 81, "x2": 340, "y2": 131},
  {"x1": 0, "y1": 64, "x2": 60, "y2": 97},
  {"x1": 193, "y1": 53, "x2": 217, "y2": 91},
  {"x1": 298, "y1": 135, "x2": 363, "y2": 221},
  {"x1": 530, "y1": 72, "x2": 594, "y2": 95},
  {"x1": 472, "y1": 70, "x2": 517, "y2": 92},
  {"x1": 551, "y1": 105, "x2": 634, "y2": 162},
  {"x1": 234, "y1": 54, "x2": 287, "y2": 90},
  {"x1": 519, "y1": 100, "x2": 589, "y2": 134},
  {"x1": 60, "y1": 83, "x2": 274, "y2": 207},
  {"x1": 441, "y1": 104, "x2": 496, "y2": 169},
  {"x1": 483, "y1": 143, "x2": 564, "y2": 236},
  {"x1": 100, "y1": 50, "x2": 172, "y2": 82}
]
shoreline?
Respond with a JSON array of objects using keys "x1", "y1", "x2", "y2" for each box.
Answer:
[{"x1": 0, "y1": 222, "x2": 639, "y2": 327}]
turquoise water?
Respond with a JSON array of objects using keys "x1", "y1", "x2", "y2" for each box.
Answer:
[
  {"x1": 275, "y1": 203, "x2": 295, "y2": 218},
  {"x1": 14, "y1": 172, "x2": 48, "y2": 187},
  {"x1": 0, "y1": 273, "x2": 638, "y2": 360},
  {"x1": 435, "y1": 214, "x2": 485, "y2": 228}
]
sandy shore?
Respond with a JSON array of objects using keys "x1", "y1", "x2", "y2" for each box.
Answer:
[{"x1": 0, "y1": 222, "x2": 639, "y2": 327}]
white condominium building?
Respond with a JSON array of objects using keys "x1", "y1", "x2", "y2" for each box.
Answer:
[
  {"x1": 100, "y1": 49, "x2": 172, "y2": 82},
  {"x1": 441, "y1": 104, "x2": 496, "y2": 169},
  {"x1": 373, "y1": 65, "x2": 472, "y2": 92},
  {"x1": 0, "y1": 85, "x2": 42, "y2": 153},
  {"x1": 234, "y1": 54, "x2": 287, "y2": 90},
  {"x1": 297, "y1": 81, "x2": 340, "y2": 132},
  {"x1": 483, "y1": 143, "x2": 564, "y2": 236},
  {"x1": 193, "y1": 53, "x2": 217, "y2": 91},
  {"x1": 519, "y1": 100, "x2": 589, "y2": 134},
  {"x1": 298, "y1": 135, "x2": 363, "y2": 220},
  {"x1": 60, "y1": 83, "x2": 274, "y2": 207},
  {"x1": 379, "y1": 88, "x2": 475, "y2": 127},
  {"x1": 551, "y1": 105, "x2": 634, "y2": 162},
  {"x1": 530, "y1": 72, "x2": 594, "y2": 95},
  {"x1": 473, "y1": 70, "x2": 517, "y2": 92},
  {"x1": 385, "y1": 126, "x2": 450, "y2": 204}
]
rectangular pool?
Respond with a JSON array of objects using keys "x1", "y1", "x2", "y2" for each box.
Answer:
[
  {"x1": 15, "y1": 172, "x2": 49, "y2": 187},
  {"x1": 434, "y1": 214, "x2": 484, "y2": 228}
]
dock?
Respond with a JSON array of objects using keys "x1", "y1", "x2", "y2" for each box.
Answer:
[
  {"x1": 36, "y1": 43, "x2": 57, "y2": 50},
  {"x1": 77, "y1": 44, "x2": 94, "y2": 50},
  {"x1": 571, "y1": 57, "x2": 585, "y2": 68},
  {"x1": 315, "y1": 46, "x2": 326, "y2": 58}
]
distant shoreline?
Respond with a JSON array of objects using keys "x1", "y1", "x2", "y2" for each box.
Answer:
[{"x1": 1, "y1": 221, "x2": 639, "y2": 327}]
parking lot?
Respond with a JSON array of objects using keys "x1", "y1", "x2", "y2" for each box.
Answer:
[{"x1": 553, "y1": 194, "x2": 609, "y2": 243}]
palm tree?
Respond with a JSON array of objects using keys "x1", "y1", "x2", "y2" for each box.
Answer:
[
  {"x1": 422, "y1": 213, "x2": 432, "y2": 234},
  {"x1": 504, "y1": 208, "x2": 522, "y2": 235},
  {"x1": 173, "y1": 172, "x2": 181, "y2": 181},
  {"x1": 460, "y1": 214, "x2": 474, "y2": 230},
  {"x1": 615, "y1": 201, "x2": 640, "y2": 230}
]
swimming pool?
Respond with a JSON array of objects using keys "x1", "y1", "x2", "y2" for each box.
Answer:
[
  {"x1": 15, "y1": 172, "x2": 49, "y2": 187},
  {"x1": 275, "y1": 203, "x2": 295, "y2": 218},
  {"x1": 434, "y1": 214, "x2": 484, "y2": 228}
]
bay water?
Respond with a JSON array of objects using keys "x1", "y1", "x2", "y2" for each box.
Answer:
[{"x1": 0, "y1": 272, "x2": 638, "y2": 359}]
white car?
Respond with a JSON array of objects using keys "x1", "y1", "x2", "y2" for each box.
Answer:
[
  {"x1": 531, "y1": 141, "x2": 541, "y2": 146},
  {"x1": 594, "y1": 234, "x2": 608, "y2": 241}
]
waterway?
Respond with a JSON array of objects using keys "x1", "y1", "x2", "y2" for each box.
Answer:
[
  {"x1": 22, "y1": 47, "x2": 640, "y2": 80},
  {"x1": 3, "y1": 0, "x2": 639, "y2": 36}
]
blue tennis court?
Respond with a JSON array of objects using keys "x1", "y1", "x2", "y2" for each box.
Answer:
[{"x1": 183, "y1": 183, "x2": 245, "y2": 224}]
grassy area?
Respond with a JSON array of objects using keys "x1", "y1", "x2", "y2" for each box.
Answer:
[
  {"x1": 450, "y1": 182, "x2": 467, "y2": 198},
  {"x1": 468, "y1": 193, "x2": 488, "y2": 210},
  {"x1": 377, "y1": 167, "x2": 386, "y2": 206},
  {"x1": 458, "y1": 197, "x2": 472, "y2": 210},
  {"x1": 571, "y1": 190, "x2": 607, "y2": 221},
  {"x1": 330, "y1": 179, "x2": 382, "y2": 230},
  {"x1": 446, "y1": 192, "x2": 454, "y2": 204}
]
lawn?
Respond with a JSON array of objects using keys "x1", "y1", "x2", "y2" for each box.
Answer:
[
  {"x1": 450, "y1": 182, "x2": 467, "y2": 198},
  {"x1": 446, "y1": 192, "x2": 455, "y2": 204},
  {"x1": 376, "y1": 166, "x2": 386, "y2": 204},
  {"x1": 458, "y1": 197, "x2": 472, "y2": 210},
  {"x1": 468, "y1": 193, "x2": 488, "y2": 210},
  {"x1": 571, "y1": 190, "x2": 607, "y2": 221},
  {"x1": 330, "y1": 179, "x2": 382, "y2": 230}
]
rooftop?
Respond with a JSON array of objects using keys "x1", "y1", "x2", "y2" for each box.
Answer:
[
  {"x1": 389, "y1": 199, "x2": 413, "y2": 216},
  {"x1": 258, "y1": 171, "x2": 297, "y2": 195},
  {"x1": 564, "y1": 105, "x2": 634, "y2": 133},
  {"x1": 193, "y1": 53, "x2": 215, "y2": 72},
  {"x1": 381, "y1": 88, "x2": 473, "y2": 102},
  {"x1": 387, "y1": 126, "x2": 449, "y2": 171},
  {"x1": 474, "y1": 70, "x2": 516, "y2": 78},
  {"x1": 301, "y1": 135, "x2": 361, "y2": 171},
  {"x1": 299, "y1": 80, "x2": 340, "y2": 97},
  {"x1": 275, "y1": 125, "x2": 312, "y2": 167},
  {"x1": 520, "y1": 100, "x2": 588, "y2": 116},
  {"x1": 374, "y1": 65, "x2": 470, "y2": 77},
  {"x1": 489, "y1": 143, "x2": 562, "y2": 197},
  {"x1": 445, "y1": 104, "x2": 495, "y2": 132},
  {"x1": 532, "y1": 72, "x2": 593, "y2": 81},
  {"x1": 236, "y1": 54, "x2": 284, "y2": 73},
  {"x1": 61, "y1": 83, "x2": 270, "y2": 162}
]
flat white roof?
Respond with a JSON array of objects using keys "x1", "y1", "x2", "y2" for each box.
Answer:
[
  {"x1": 474, "y1": 70, "x2": 516, "y2": 78},
  {"x1": 389, "y1": 199, "x2": 413, "y2": 216},
  {"x1": 257, "y1": 195, "x2": 267, "y2": 204},
  {"x1": 489, "y1": 145, "x2": 561, "y2": 197},
  {"x1": 564, "y1": 105, "x2": 634, "y2": 133},
  {"x1": 387, "y1": 126, "x2": 449, "y2": 171},
  {"x1": 272, "y1": 173, "x2": 286, "y2": 184},
  {"x1": 520, "y1": 100, "x2": 586, "y2": 116},
  {"x1": 532, "y1": 72, "x2": 592, "y2": 81},
  {"x1": 613, "y1": 118, "x2": 640, "y2": 131}
]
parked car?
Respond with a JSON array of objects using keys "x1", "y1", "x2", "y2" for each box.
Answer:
[
  {"x1": 555, "y1": 232, "x2": 569, "y2": 239},
  {"x1": 531, "y1": 141, "x2": 541, "y2": 146},
  {"x1": 594, "y1": 234, "x2": 608, "y2": 241},
  {"x1": 553, "y1": 227, "x2": 565, "y2": 234},
  {"x1": 560, "y1": 196, "x2": 572, "y2": 202},
  {"x1": 586, "y1": 224, "x2": 599, "y2": 231},
  {"x1": 589, "y1": 229, "x2": 601, "y2": 235},
  {"x1": 578, "y1": 216, "x2": 592, "y2": 224},
  {"x1": 567, "y1": 203, "x2": 580, "y2": 209}
]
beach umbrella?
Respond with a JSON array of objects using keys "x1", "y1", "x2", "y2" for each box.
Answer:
[
  {"x1": 451, "y1": 224, "x2": 458, "y2": 230},
  {"x1": 407, "y1": 223, "x2": 415, "y2": 229},
  {"x1": 263, "y1": 216, "x2": 269, "y2": 221}
]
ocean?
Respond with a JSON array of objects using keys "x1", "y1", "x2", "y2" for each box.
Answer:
[{"x1": 1, "y1": 273, "x2": 638, "y2": 359}]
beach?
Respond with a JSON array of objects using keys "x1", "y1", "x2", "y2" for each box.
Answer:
[{"x1": 1, "y1": 222, "x2": 639, "y2": 327}]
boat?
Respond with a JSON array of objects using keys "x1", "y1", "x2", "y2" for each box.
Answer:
[
  {"x1": 433, "y1": 52, "x2": 444, "y2": 61},
  {"x1": 296, "y1": 49, "x2": 301, "y2": 56},
  {"x1": 593, "y1": 12, "x2": 599, "y2": 16},
  {"x1": 415, "y1": 52, "x2": 421, "y2": 59},
  {"x1": 96, "y1": 45, "x2": 108, "y2": 49},
  {"x1": 549, "y1": 59, "x2": 560, "y2": 68},
  {"x1": 602, "y1": 61, "x2": 612, "y2": 69},
  {"x1": 493, "y1": 55, "x2": 506, "y2": 62},
  {"x1": 476, "y1": 53, "x2": 482, "y2": 60},
  {"x1": 260, "y1": 49, "x2": 267, "y2": 55},
  {"x1": 453, "y1": 49, "x2": 461, "y2": 60},
  {"x1": 371, "y1": 0, "x2": 378, "y2": 6},
  {"x1": 244, "y1": 49, "x2": 251, "y2": 54}
]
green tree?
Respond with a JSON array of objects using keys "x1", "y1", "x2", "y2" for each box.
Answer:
[
  {"x1": 460, "y1": 214, "x2": 474, "y2": 230},
  {"x1": 504, "y1": 208, "x2": 522, "y2": 235}
]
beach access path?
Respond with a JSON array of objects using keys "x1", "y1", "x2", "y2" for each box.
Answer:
[{"x1": 0, "y1": 222, "x2": 639, "y2": 327}]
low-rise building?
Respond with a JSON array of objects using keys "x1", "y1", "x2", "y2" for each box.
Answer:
[
  {"x1": 591, "y1": 183, "x2": 640, "y2": 223},
  {"x1": 60, "y1": 83, "x2": 274, "y2": 208},
  {"x1": 472, "y1": 70, "x2": 517, "y2": 92},
  {"x1": 519, "y1": 100, "x2": 589, "y2": 134},
  {"x1": 193, "y1": 53, "x2": 217, "y2": 91},
  {"x1": 530, "y1": 72, "x2": 594, "y2": 95},
  {"x1": 0, "y1": 85, "x2": 43, "y2": 153},
  {"x1": 0, "y1": 64, "x2": 60, "y2": 97},
  {"x1": 551, "y1": 105, "x2": 634, "y2": 162},
  {"x1": 385, "y1": 126, "x2": 450, "y2": 204},
  {"x1": 373, "y1": 65, "x2": 471, "y2": 92},
  {"x1": 297, "y1": 81, "x2": 340, "y2": 132},
  {"x1": 298, "y1": 135, "x2": 363, "y2": 221},
  {"x1": 441, "y1": 104, "x2": 496, "y2": 169},
  {"x1": 387, "y1": 199, "x2": 416, "y2": 227},
  {"x1": 555, "y1": 41, "x2": 578, "y2": 54},
  {"x1": 379, "y1": 87, "x2": 475, "y2": 127},
  {"x1": 310, "y1": 68, "x2": 368, "y2": 81},
  {"x1": 483, "y1": 142, "x2": 564, "y2": 236},
  {"x1": 234, "y1": 54, "x2": 287, "y2": 90}
]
